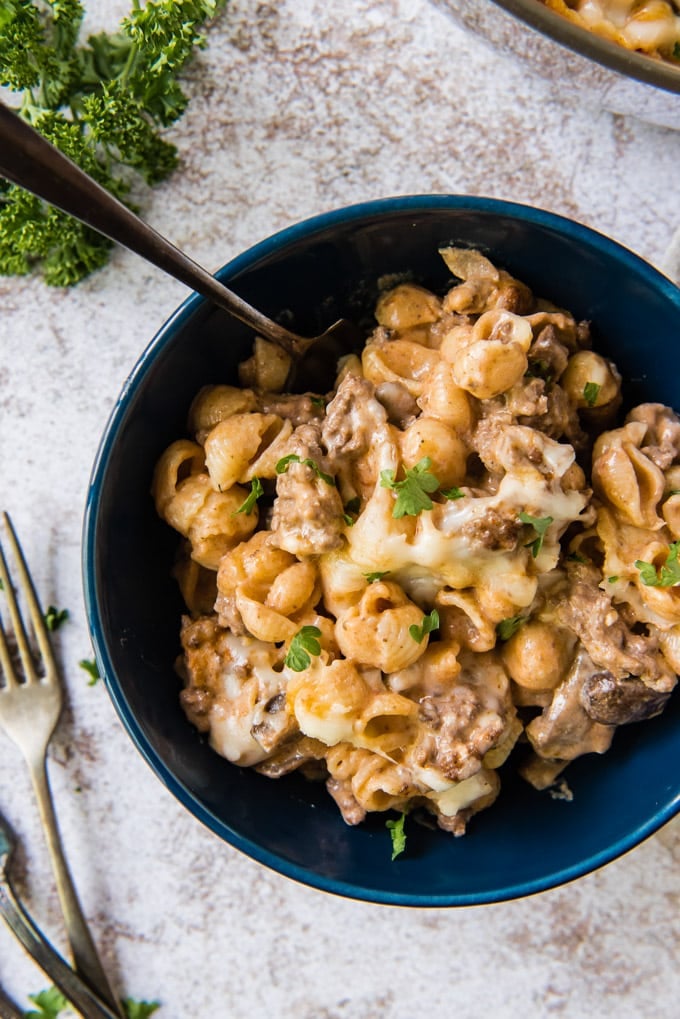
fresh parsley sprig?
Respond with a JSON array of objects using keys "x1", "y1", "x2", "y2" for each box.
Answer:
[
  {"x1": 409, "y1": 609, "x2": 439, "y2": 644},
  {"x1": 380, "y1": 457, "x2": 441, "y2": 518},
  {"x1": 386, "y1": 811, "x2": 407, "y2": 860},
  {"x1": 285, "y1": 625, "x2": 322, "y2": 672},
  {"x1": 364, "y1": 571, "x2": 389, "y2": 583},
  {"x1": 25, "y1": 987, "x2": 160, "y2": 1019},
  {"x1": 276, "y1": 454, "x2": 336, "y2": 487},
  {"x1": 635, "y1": 541, "x2": 680, "y2": 588},
  {"x1": 496, "y1": 615, "x2": 525, "y2": 641},
  {"x1": 234, "y1": 477, "x2": 263, "y2": 515},
  {"x1": 0, "y1": 0, "x2": 226, "y2": 285},
  {"x1": 519, "y1": 511, "x2": 553, "y2": 558},
  {"x1": 79, "y1": 657, "x2": 100, "y2": 685}
]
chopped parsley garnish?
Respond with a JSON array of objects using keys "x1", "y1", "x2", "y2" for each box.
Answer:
[
  {"x1": 386, "y1": 811, "x2": 407, "y2": 861},
  {"x1": 234, "y1": 477, "x2": 263, "y2": 515},
  {"x1": 122, "y1": 999, "x2": 161, "y2": 1019},
  {"x1": 635, "y1": 542, "x2": 680, "y2": 588},
  {"x1": 285, "y1": 625, "x2": 322, "y2": 672},
  {"x1": 79, "y1": 658, "x2": 100, "y2": 685},
  {"x1": 519, "y1": 511, "x2": 553, "y2": 558},
  {"x1": 364, "y1": 571, "x2": 389, "y2": 583},
  {"x1": 441, "y1": 486, "x2": 464, "y2": 500},
  {"x1": 342, "y1": 496, "x2": 361, "y2": 525},
  {"x1": 380, "y1": 457, "x2": 440, "y2": 518},
  {"x1": 26, "y1": 987, "x2": 159, "y2": 1019},
  {"x1": 276, "y1": 454, "x2": 335, "y2": 486},
  {"x1": 496, "y1": 615, "x2": 525, "y2": 641},
  {"x1": 525, "y1": 359, "x2": 552, "y2": 382},
  {"x1": 310, "y1": 396, "x2": 326, "y2": 409},
  {"x1": 44, "y1": 605, "x2": 69, "y2": 632},
  {"x1": 25, "y1": 986, "x2": 69, "y2": 1019},
  {"x1": 409, "y1": 609, "x2": 439, "y2": 644},
  {"x1": 566, "y1": 552, "x2": 589, "y2": 564},
  {"x1": 583, "y1": 381, "x2": 601, "y2": 407},
  {"x1": 607, "y1": 576, "x2": 619, "y2": 584},
  {"x1": 674, "y1": 41, "x2": 680, "y2": 60}
]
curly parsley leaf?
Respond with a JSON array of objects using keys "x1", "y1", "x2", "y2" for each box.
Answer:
[
  {"x1": 635, "y1": 541, "x2": 680, "y2": 588},
  {"x1": 25, "y1": 987, "x2": 70, "y2": 1019},
  {"x1": 234, "y1": 477, "x2": 263, "y2": 515},
  {"x1": 496, "y1": 615, "x2": 525, "y2": 641},
  {"x1": 0, "y1": 0, "x2": 225, "y2": 285},
  {"x1": 583, "y1": 381, "x2": 601, "y2": 407},
  {"x1": 380, "y1": 457, "x2": 440, "y2": 518},
  {"x1": 123, "y1": 999, "x2": 161, "y2": 1019},
  {"x1": 79, "y1": 657, "x2": 100, "y2": 685},
  {"x1": 386, "y1": 812, "x2": 407, "y2": 861},
  {"x1": 285, "y1": 625, "x2": 322, "y2": 672},
  {"x1": 342, "y1": 496, "x2": 361, "y2": 526},
  {"x1": 409, "y1": 609, "x2": 439, "y2": 644},
  {"x1": 276, "y1": 453, "x2": 336, "y2": 487},
  {"x1": 519, "y1": 511, "x2": 553, "y2": 558}
]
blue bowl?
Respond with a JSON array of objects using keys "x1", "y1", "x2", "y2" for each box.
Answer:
[{"x1": 83, "y1": 195, "x2": 680, "y2": 906}]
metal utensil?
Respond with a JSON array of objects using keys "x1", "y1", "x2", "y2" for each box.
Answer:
[
  {"x1": 0, "y1": 513, "x2": 123, "y2": 1017},
  {"x1": 0, "y1": 100, "x2": 357, "y2": 387},
  {"x1": 0, "y1": 812, "x2": 120, "y2": 1019},
  {"x1": 0, "y1": 984, "x2": 23, "y2": 1019}
]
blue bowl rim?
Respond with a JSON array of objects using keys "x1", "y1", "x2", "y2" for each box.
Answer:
[{"x1": 83, "y1": 193, "x2": 680, "y2": 907}]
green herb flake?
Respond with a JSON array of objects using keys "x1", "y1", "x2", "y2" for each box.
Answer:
[
  {"x1": 363, "y1": 571, "x2": 389, "y2": 583},
  {"x1": 583, "y1": 381, "x2": 601, "y2": 407},
  {"x1": 342, "y1": 496, "x2": 361, "y2": 525},
  {"x1": 25, "y1": 987, "x2": 70, "y2": 1019},
  {"x1": 496, "y1": 615, "x2": 525, "y2": 641},
  {"x1": 234, "y1": 477, "x2": 263, "y2": 515},
  {"x1": 386, "y1": 812, "x2": 407, "y2": 861},
  {"x1": 276, "y1": 454, "x2": 335, "y2": 486},
  {"x1": 525, "y1": 359, "x2": 552, "y2": 382},
  {"x1": 674, "y1": 41, "x2": 680, "y2": 60},
  {"x1": 607, "y1": 576, "x2": 619, "y2": 584},
  {"x1": 285, "y1": 625, "x2": 322, "y2": 672},
  {"x1": 566, "y1": 552, "x2": 589, "y2": 564},
  {"x1": 123, "y1": 999, "x2": 161, "y2": 1019},
  {"x1": 635, "y1": 541, "x2": 680, "y2": 588},
  {"x1": 409, "y1": 609, "x2": 439, "y2": 644},
  {"x1": 310, "y1": 396, "x2": 326, "y2": 409},
  {"x1": 79, "y1": 657, "x2": 100, "y2": 685},
  {"x1": 441, "y1": 486, "x2": 464, "y2": 500},
  {"x1": 519, "y1": 511, "x2": 554, "y2": 558},
  {"x1": 44, "y1": 605, "x2": 69, "y2": 632},
  {"x1": 380, "y1": 457, "x2": 440, "y2": 518}
]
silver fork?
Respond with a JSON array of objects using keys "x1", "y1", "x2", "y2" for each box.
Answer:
[{"x1": 0, "y1": 512, "x2": 123, "y2": 1017}]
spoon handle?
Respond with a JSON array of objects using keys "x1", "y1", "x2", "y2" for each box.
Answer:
[{"x1": 0, "y1": 101, "x2": 300, "y2": 354}]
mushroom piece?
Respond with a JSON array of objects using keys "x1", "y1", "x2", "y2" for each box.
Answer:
[{"x1": 579, "y1": 671, "x2": 671, "y2": 726}]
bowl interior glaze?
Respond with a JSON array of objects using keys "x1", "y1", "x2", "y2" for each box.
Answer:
[{"x1": 84, "y1": 196, "x2": 680, "y2": 906}]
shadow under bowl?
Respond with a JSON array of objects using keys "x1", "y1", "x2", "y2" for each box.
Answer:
[{"x1": 83, "y1": 195, "x2": 680, "y2": 906}]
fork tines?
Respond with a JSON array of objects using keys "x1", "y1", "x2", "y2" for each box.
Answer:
[{"x1": 0, "y1": 512, "x2": 56, "y2": 688}]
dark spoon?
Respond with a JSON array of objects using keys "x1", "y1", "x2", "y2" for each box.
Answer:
[{"x1": 0, "y1": 101, "x2": 357, "y2": 389}]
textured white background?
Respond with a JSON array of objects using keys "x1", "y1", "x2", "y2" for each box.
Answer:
[{"x1": 1, "y1": 1, "x2": 679, "y2": 1016}]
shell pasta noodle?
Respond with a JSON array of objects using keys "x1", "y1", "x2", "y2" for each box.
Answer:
[
  {"x1": 153, "y1": 244, "x2": 679, "y2": 839},
  {"x1": 541, "y1": 0, "x2": 680, "y2": 64}
]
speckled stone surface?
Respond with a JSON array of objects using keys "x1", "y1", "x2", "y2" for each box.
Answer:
[{"x1": 1, "y1": 1, "x2": 679, "y2": 1016}]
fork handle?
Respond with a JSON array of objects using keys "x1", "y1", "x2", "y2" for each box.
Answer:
[
  {"x1": 0, "y1": 875, "x2": 120, "y2": 1019},
  {"x1": 29, "y1": 758, "x2": 124, "y2": 1017}
]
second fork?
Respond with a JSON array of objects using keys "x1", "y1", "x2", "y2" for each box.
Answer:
[{"x1": 0, "y1": 512, "x2": 123, "y2": 1017}]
